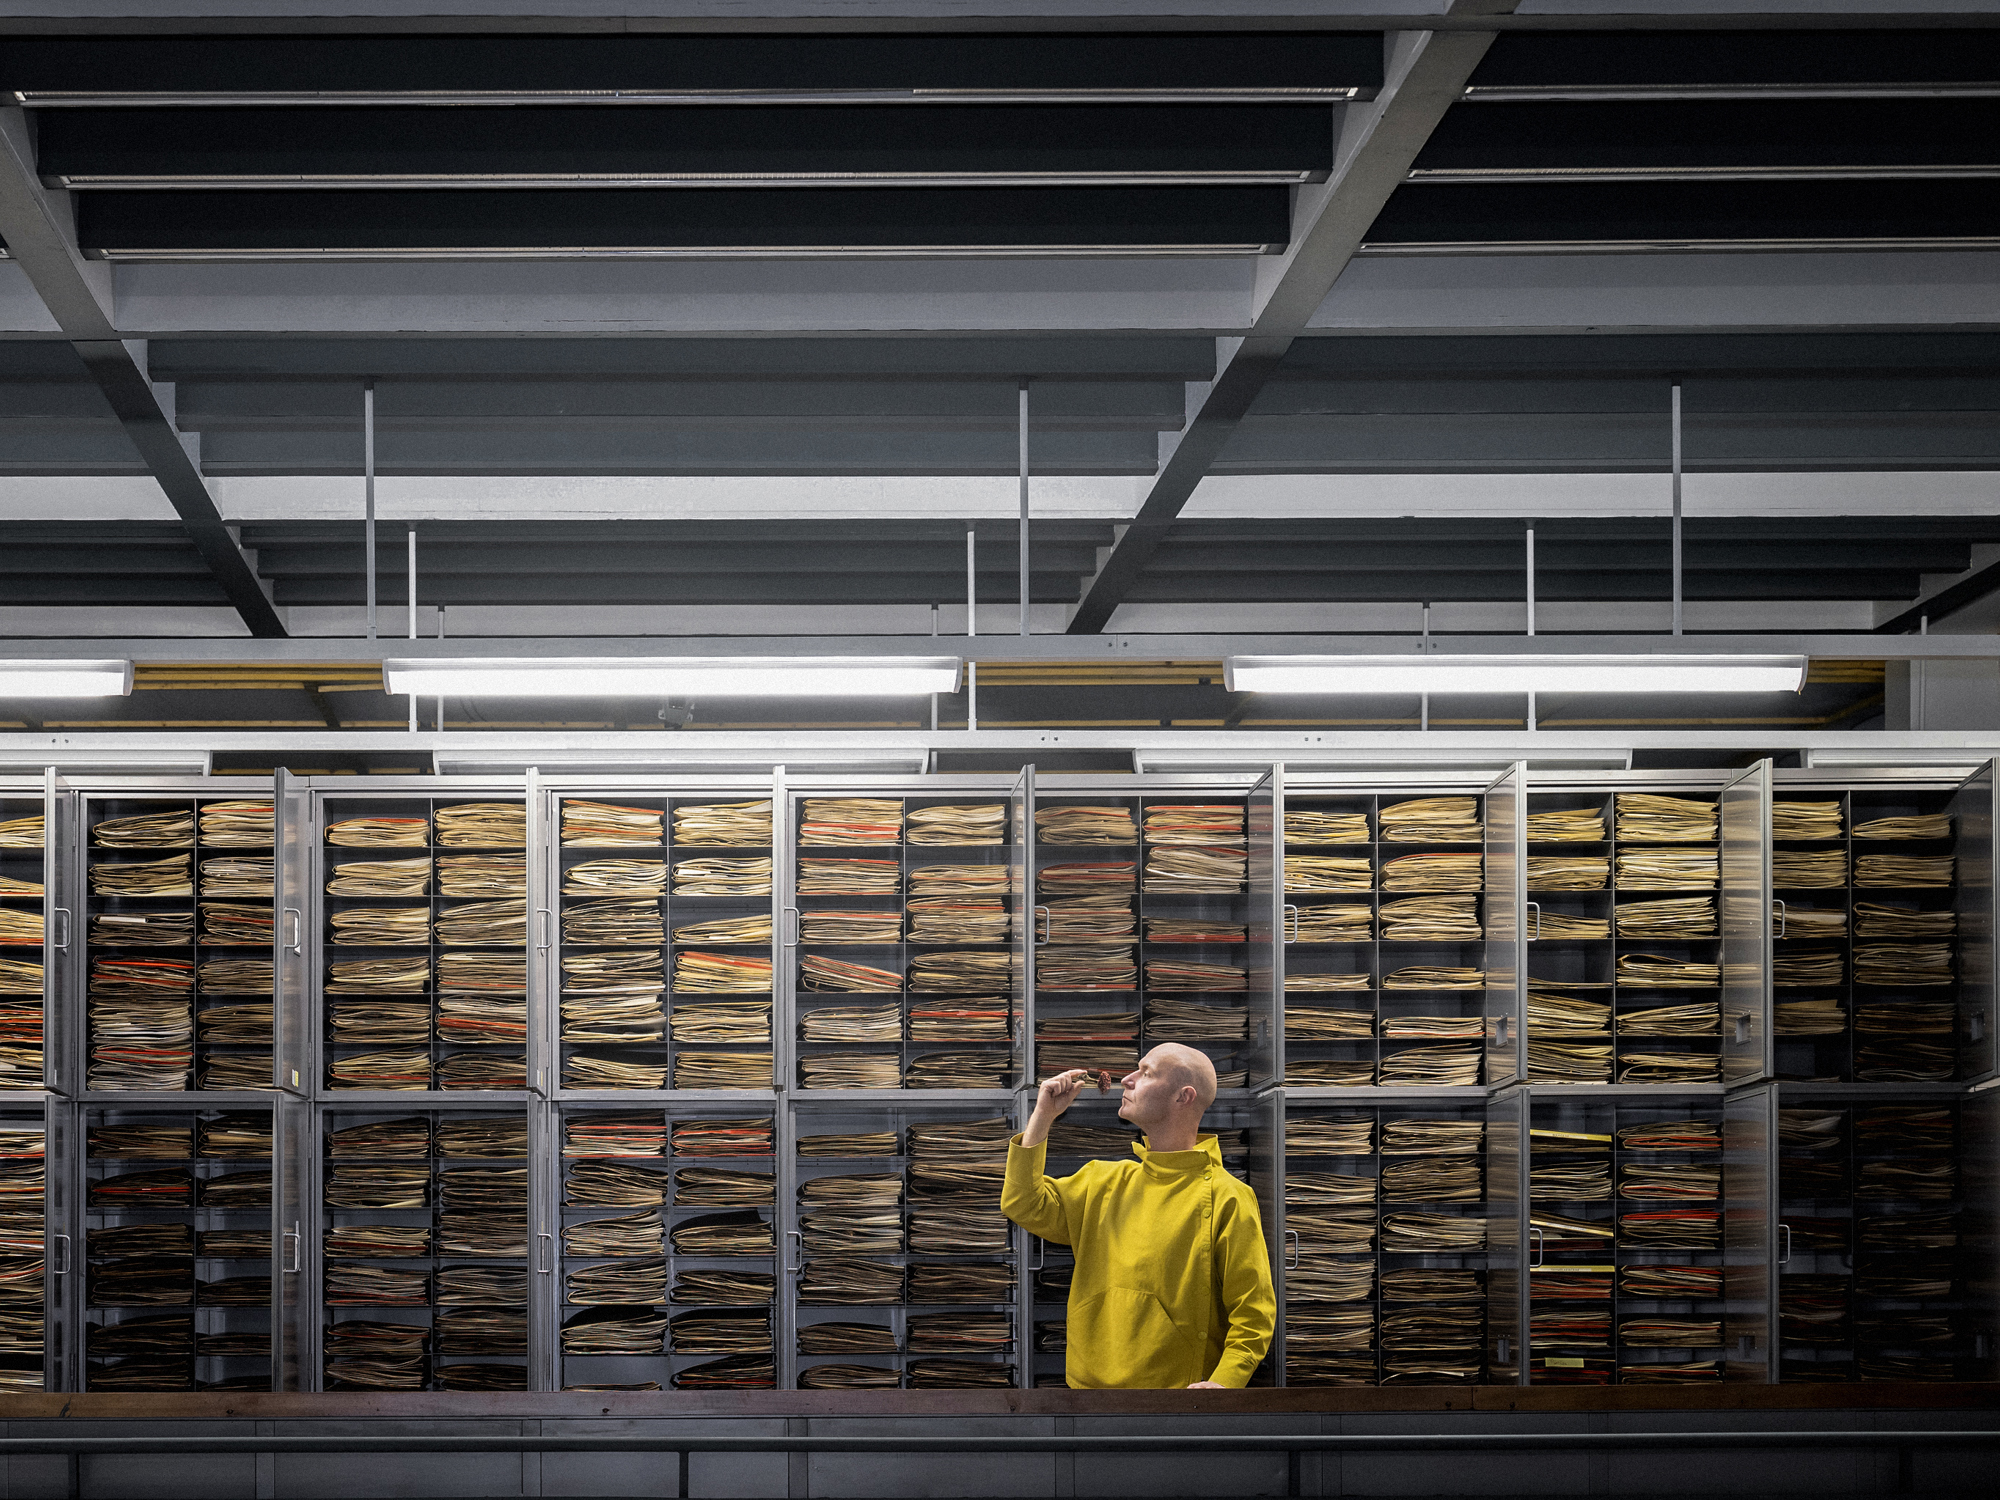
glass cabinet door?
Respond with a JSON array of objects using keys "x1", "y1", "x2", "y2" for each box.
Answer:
[
  {"x1": 1484, "y1": 764, "x2": 1527, "y2": 1088},
  {"x1": 1722, "y1": 1081, "x2": 1777, "y2": 1382},
  {"x1": 1720, "y1": 761, "x2": 1774, "y2": 1086},
  {"x1": 1950, "y1": 760, "x2": 1996, "y2": 1082},
  {"x1": 1485, "y1": 1085, "x2": 1527, "y2": 1384},
  {"x1": 1245, "y1": 766, "x2": 1282, "y2": 1091},
  {"x1": 273, "y1": 769, "x2": 310, "y2": 1095}
]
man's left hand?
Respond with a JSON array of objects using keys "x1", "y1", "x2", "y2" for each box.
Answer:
[{"x1": 1186, "y1": 1381, "x2": 1225, "y2": 1389}]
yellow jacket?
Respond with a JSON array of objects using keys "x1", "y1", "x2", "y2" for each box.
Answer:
[{"x1": 1002, "y1": 1132, "x2": 1275, "y2": 1389}]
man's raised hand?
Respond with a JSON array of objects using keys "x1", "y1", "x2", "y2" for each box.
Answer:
[{"x1": 1020, "y1": 1068, "x2": 1107, "y2": 1146}]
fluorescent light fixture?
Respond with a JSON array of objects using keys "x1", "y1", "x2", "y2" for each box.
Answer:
[
  {"x1": 0, "y1": 659, "x2": 133, "y2": 697},
  {"x1": 0, "y1": 749, "x2": 209, "y2": 774},
  {"x1": 385, "y1": 655, "x2": 961, "y2": 699},
  {"x1": 1224, "y1": 654, "x2": 1806, "y2": 696},
  {"x1": 435, "y1": 748, "x2": 927, "y2": 776}
]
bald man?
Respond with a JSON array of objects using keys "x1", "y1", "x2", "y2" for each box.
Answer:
[{"x1": 1002, "y1": 1044, "x2": 1276, "y2": 1389}]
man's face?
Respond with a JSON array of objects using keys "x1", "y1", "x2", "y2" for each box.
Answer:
[{"x1": 1117, "y1": 1049, "x2": 1185, "y2": 1127}]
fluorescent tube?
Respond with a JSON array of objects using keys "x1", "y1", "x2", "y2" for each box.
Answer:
[
  {"x1": 1223, "y1": 654, "x2": 1806, "y2": 695},
  {"x1": 384, "y1": 655, "x2": 962, "y2": 698},
  {"x1": 0, "y1": 659, "x2": 133, "y2": 696}
]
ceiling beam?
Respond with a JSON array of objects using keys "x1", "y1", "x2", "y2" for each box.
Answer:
[
  {"x1": 1875, "y1": 554, "x2": 2000, "y2": 634},
  {"x1": 0, "y1": 106, "x2": 286, "y2": 637},
  {"x1": 1065, "y1": 13, "x2": 1513, "y2": 634}
]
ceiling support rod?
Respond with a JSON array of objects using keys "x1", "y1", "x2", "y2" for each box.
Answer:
[
  {"x1": 365, "y1": 380, "x2": 378, "y2": 640},
  {"x1": 1019, "y1": 380, "x2": 1031, "y2": 638},
  {"x1": 1672, "y1": 380, "x2": 1684, "y2": 637},
  {"x1": 966, "y1": 527, "x2": 977, "y2": 639}
]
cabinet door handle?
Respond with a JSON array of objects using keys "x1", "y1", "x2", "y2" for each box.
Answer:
[
  {"x1": 52, "y1": 1233, "x2": 70, "y2": 1277},
  {"x1": 284, "y1": 1223, "x2": 302, "y2": 1275},
  {"x1": 537, "y1": 908, "x2": 553, "y2": 952},
  {"x1": 782, "y1": 906, "x2": 800, "y2": 947},
  {"x1": 51, "y1": 907, "x2": 71, "y2": 953},
  {"x1": 1033, "y1": 905, "x2": 1051, "y2": 946},
  {"x1": 1524, "y1": 901, "x2": 1541, "y2": 942},
  {"x1": 1778, "y1": 1223, "x2": 1791, "y2": 1267},
  {"x1": 536, "y1": 1231, "x2": 555, "y2": 1274},
  {"x1": 1283, "y1": 1229, "x2": 1300, "y2": 1270},
  {"x1": 1528, "y1": 1226, "x2": 1544, "y2": 1269},
  {"x1": 1282, "y1": 904, "x2": 1299, "y2": 944},
  {"x1": 282, "y1": 908, "x2": 303, "y2": 954},
  {"x1": 1771, "y1": 898, "x2": 1787, "y2": 940},
  {"x1": 785, "y1": 1229, "x2": 802, "y2": 1274}
]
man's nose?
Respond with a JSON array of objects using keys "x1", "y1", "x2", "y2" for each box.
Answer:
[{"x1": 1121, "y1": 1069, "x2": 1140, "y2": 1088}]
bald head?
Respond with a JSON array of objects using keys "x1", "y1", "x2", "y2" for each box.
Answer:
[{"x1": 1148, "y1": 1043, "x2": 1217, "y2": 1114}]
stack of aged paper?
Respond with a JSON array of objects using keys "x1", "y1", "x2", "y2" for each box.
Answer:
[
  {"x1": 1143, "y1": 805, "x2": 1244, "y2": 845},
  {"x1": 1526, "y1": 807, "x2": 1606, "y2": 842},
  {"x1": 437, "y1": 856, "x2": 527, "y2": 897},
  {"x1": 1284, "y1": 858, "x2": 1372, "y2": 894},
  {"x1": 1527, "y1": 1039, "x2": 1613, "y2": 1083},
  {"x1": 0, "y1": 816, "x2": 43, "y2": 848},
  {"x1": 670, "y1": 1002, "x2": 770, "y2": 1044},
  {"x1": 88, "y1": 958, "x2": 194, "y2": 1090},
  {"x1": 907, "y1": 897, "x2": 1007, "y2": 945},
  {"x1": 1382, "y1": 966, "x2": 1482, "y2": 989},
  {"x1": 1773, "y1": 949, "x2": 1845, "y2": 986},
  {"x1": 1144, "y1": 997, "x2": 1247, "y2": 1039},
  {"x1": 1774, "y1": 997, "x2": 1846, "y2": 1034},
  {"x1": 435, "y1": 804, "x2": 526, "y2": 847},
  {"x1": 1291, "y1": 904, "x2": 1372, "y2": 942},
  {"x1": 1034, "y1": 949, "x2": 1135, "y2": 990},
  {"x1": 1617, "y1": 1054, "x2": 1720, "y2": 1086},
  {"x1": 1853, "y1": 813, "x2": 1950, "y2": 841},
  {"x1": 909, "y1": 1002, "x2": 1011, "y2": 1040},
  {"x1": 560, "y1": 801, "x2": 663, "y2": 845},
  {"x1": 674, "y1": 953, "x2": 772, "y2": 993},
  {"x1": 1037, "y1": 862, "x2": 1136, "y2": 898},
  {"x1": 1771, "y1": 801, "x2": 1843, "y2": 840},
  {"x1": 198, "y1": 856, "x2": 273, "y2": 896},
  {"x1": 1618, "y1": 1003, "x2": 1719, "y2": 1037},
  {"x1": 904, "y1": 1051, "x2": 1012, "y2": 1088},
  {"x1": 800, "y1": 1003, "x2": 900, "y2": 1043},
  {"x1": 1285, "y1": 810, "x2": 1370, "y2": 844},
  {"x1": 799, "y1": 1054, "x2": 900, "y2": 1089},
  {"x1": 199, "y1": 903, "x2": 272, "y2": 946},
  {"x1": 1038, "y1": 897, "x2": 1134, "y2": 945},
  {"x1": 1379, "y1": 797, "x2": 1481, "y2": 842},
  {"x1": 672, "y1": 915, "x2": 772, "y2": 946},
  {"x1": 801, "y1": 956, "x2": 900, "y2": 992},
  {"x1": 560, "y1": 1113, "x2": 668, "y2": 1156},
  {"x1": 331, "y1": 906, "x2": 430, "y2": 946},
  {"x1": 1772, "y1": 850, "x2": 1847, "y2": 887},
  {"x1": 801, "y1": 910, "x2": 902, "y2": 944},
  {"x1": 434, "y1": 900, "x2": 526, "y2": 946},
  {"x1": 673, "y1": 801, "x2": 773, "y2": 845},
  {"x1": 908, "y1": 804, "x2": 1005, "y2": 845},
  {"x1": 563, "y1": 899, "x2": 662, "y2": 945},
  {"x1": 908, "y1": 949, "x2": 1014, "y2": 991},
  {"x1": 673, "y1": 1052, "x2": 772, "y2": 1089},
  {"x1": 88, "y1": 911, "x2": 191, "y2": 945},
  {"x1": 91, "y1": 855, "x2": 193, "y2": 896},
  {"x1": 796, "y1": 859, "x2": 899, "y2": 896},
  {"x1": 1284, "y1": 1007, "x2": 1374, "y2": 1040},
  {"x1": 327, "y1": 858, "x2": 431, "y2": 897},
  {"x1": 1142, "y1": 846, "x2": 1245, "y2": 894},
  {"x1": 1378, "y1": 1044, "x2": 1480, "y2": 1086},
  {"x1": 1616, "y1": 955, "x2": 1719, "y2": 987},
  {"x1": 95, "y1": 811, "x2": 195, "y2": 848},
  {"x1": 327, "y1": 817, "x2": 428, "y2": 847},
  {"x1": 672, "y1": 857, "x2": 774, "y2": 897},
  {"x1": 1614, "y1": 897, "x2": 1715, "y2": 938},
  {"x1": 1615, "y1": 795, "x2": 1717, "y2": 841},
  {"x1": 1854, "y1": 943, "x2": 1954, "y2": 985},
  {"x1": 563, "y1": 860, "x2": 665, "y2": 896},
  {"x1": 1379, "y1": 895, "x2": 1480, "y2": 942},
  {"x1": 1855, "y1": 854, "x2": 1953, "y2": 887},
  {"x1": 1035, "y1": 806, "x2": 1137, "y2": 845},
  {"x1": 800, "y1": 800, "x2": 903, "y2": 845},
  {"x1": 1526, "y1": 857, "x2": 1609, "y2": 891},
  {"x1": 1616, "y1": 848, "x2": 1719, "y2": 889},
  {"x1": 195, "y1": 800, "x2": 272, "y2": 847},
  {"x1": 1381, "y1": 854, "x2": 1482, "y2": 892},
  {"x1": 1854, "y1": 903, "x2": 1954, "y2": 938},
  {"x1": 1143, "y1": 915, "x2": 1245, "y2": 944},
  {"x1": 1143, "y1": 962, "x2": 1245, "y2": 993}
]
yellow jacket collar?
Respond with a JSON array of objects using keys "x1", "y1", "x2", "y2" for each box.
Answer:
[{"x1": 1131, "y1": 1134, "x2": 1223, "y2": 1175}]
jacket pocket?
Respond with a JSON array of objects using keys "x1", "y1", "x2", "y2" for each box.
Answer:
[{"x1": 1067, "y1": 1285, "x2": 1204, "y2": 1389}]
